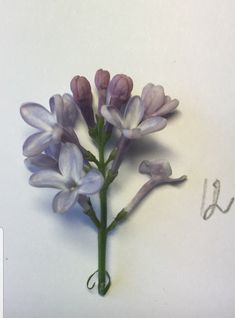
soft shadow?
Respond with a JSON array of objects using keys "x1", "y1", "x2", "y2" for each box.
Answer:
[
  {"x1": 36, "y1": 193, "x2": 94, "y2": 228},
  {"x1": 126, "y1": 137, "x2": 174, "y2": 167},
  {"x1": 109, "y1": 179, "x2": 187, "y2": 237},
  {"x1": 35, "y1": 193, "x2": 98, "y2": 245},
  {"x1": 164, "y1": 109, "x2": 182, "y2": 123},
  {"x1": 61, "y1": 205, "x2": 96, "y2": 230}
]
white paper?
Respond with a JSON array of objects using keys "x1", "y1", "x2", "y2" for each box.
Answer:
[
  {"x1": 0, "y1": 229, "x2": 3, "y2": 318},
  {"x1": 0, "y1": 0, "x2": 235, "y2": 317}
]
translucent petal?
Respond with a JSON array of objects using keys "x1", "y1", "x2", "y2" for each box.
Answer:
[
  {"x1": 101, "y1": 106, "x2": 124, "y2": 129},
  {"x1": 24, "y1": 154, "x2": 57, "y2": 172},
  {"x1": 50, "y1": 125, "x2": 63, "y2": 143},
  {"x1": 139, "y1": 159, "x2": 172, "y2": 178},
  {"x1": 154, "y1": 99, "x2": 179, "y2": 116},
  {"x1": 29, "y1": 170, "x2": 67, "y2": 189},
  {"x1": 52, "y1": 190, "x2": 79, "y2": 213},
  {"x1": 124, "y1": 96, "x2": 144, "y2": 129},
  {"x1": 62, "y1": 94, "x2": 79, "y2": 127},
  {"x1": 58, "y1": 143, "x2": 83, "y2": 183},
  {"x1": 164, "y1": 95, "x2": 171, "y2": 103},
  {"x1": 141, "y1": 84, "x2": 165, "y2": 116},
  {"x1": 78, "y1": 169, "x2": 104, "y2": 195},
  {"x1": 23, "y1": 131, "x2": 52, "y2": 157},
  {"x1": 20, "y1": 103, "x2": 55, "y2": 130},
  {"x1": 141, "y1": 83, "x2": 155, "y2": 100},
  {"x1": 122, "y1": 128, "x2": 142, "y2": 139},
  {"x1": 49, "y1": 95, "x2": 64, "y2": 125},
  {"x1": 45, "y1": 143, "x2": 61, "y2": 160},
  {"x1": 138, "y1": 116, "x2": 167, "y2": 136}
]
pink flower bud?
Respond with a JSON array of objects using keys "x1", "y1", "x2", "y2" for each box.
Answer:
[
  {"x1": 95, "y1": 69, "x2": 110, "y2": 90},
  {"x1": 108, "y1": 74, "x2": 133, "y2": 102},
  {"x1": 70, "y1": 76, "x2": 92, "y2": 102},
  {"x1": 70, "y1": 75, "x2": 95, "y2": 128}
]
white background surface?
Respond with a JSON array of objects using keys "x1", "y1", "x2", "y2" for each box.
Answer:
[
  {"x1": 0, "y1": 0, "x2": 235, "y2": 317},
  {"x1": 0, "y1": 229, "x2": 2, "y2": 318}
]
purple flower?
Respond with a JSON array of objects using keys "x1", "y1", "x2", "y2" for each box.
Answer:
[
  {"x1": 25, "y1": 154, "x2": 58, "y2": 172},
  {"x1": 141, "y1": 83, "x2": 179, "y2": 118},
  {"x1": 49, "y1": 94, "x2": 79, "y2": 128},
  {"x1": 29, "y1": 143, "x2": 104, "y2": 213},
  {"x1": 24, "y1": 144, "x2": 61, "y2": 172},
  {"x1": 20, "y1": 94, "x2": 79, "y2": 157},
  {"x1": 124, "y1": 160, "x2": 186, "y2": 213},
  {"x1": 101, "y1": 96, "x2": 167, "y2": 139},
  {"x1": 139, "y1": 159, "x2": 186, "y2": 183}
]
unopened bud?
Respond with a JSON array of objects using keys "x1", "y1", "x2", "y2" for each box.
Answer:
[
  {"x1": 70, "y1": 75, "x2": 95, "y2": 128},
  {"x1": 95, "y1": 69, "x2": 110, "y2": 91},
  {"x1": 95, "y1": 69, "x2": 110, "y2": 112},
  {"x1": 70, "y1": 76, "x2": 92, "y2": 102},
  {"x1": 109, "y1": 74, "x2": 133, "y2": 102}
]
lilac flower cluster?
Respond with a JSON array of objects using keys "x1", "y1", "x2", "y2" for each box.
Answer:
[{"x1": 20, "y1": 69, "x2": 186, "y2": 295}]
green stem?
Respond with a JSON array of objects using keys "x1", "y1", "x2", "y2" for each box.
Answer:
[
  {"x1": 98, "y1": 187, "x2": 108, "y2": 295},
  {"x1": 97, "y1": 118, "x2": 110, "y2": 295},
  {"x1": 107, "y1": 209, "x2": 128, "y2": 233},
  {"x1": 99, "y1": 146, "x2": 105, "y2": 175}
]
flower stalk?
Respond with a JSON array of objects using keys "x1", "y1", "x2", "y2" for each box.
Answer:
[
  {"x1": 96, "y1": 117, "x2": 110, "y2": 295},
  {"x1": 20, "y1": 69, "x2": 186, "y2": 296},
  {"x1": 98, "y1": 186, "x2": 108, "y2": 295}
]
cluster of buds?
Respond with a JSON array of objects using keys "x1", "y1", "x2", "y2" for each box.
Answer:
[{"x1": 20, "y1": 69, "x2": 186, "y2": 296}]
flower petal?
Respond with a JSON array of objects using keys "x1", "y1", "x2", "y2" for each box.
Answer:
[
  {"x1": 139, "y1": 159, "x2": 172, "y2": 178},
  {"x1": 52, "y1": 190, "x2": 79, "y2": 213},
  {"x1": 124, "y1": 96, "x2": 144, "y2": 129},
  {"x1": 141, "y1": 84, "x2": 165, "y2": 116},
  {"x1": 138, "y1": 116, "x2": 167, "y2": 136},
  {"x1": 45, "y1": 143, "x2": 61, "y2": 160},
  {"x1": 49, "y1": 95, "x2": 64, "y2": 125},
  {"x1": 122, "y1": 128, "x2": 142, "y2": 139},
  {"x1": 23, "y1": 131, "x2": 53, "y2": 157},
  {"x1": 101, "y1": 106, "x2": 124, "y2": 129},
  {"x1": 58, "y1": 143, "x2": 83, "y2": 182},
  {"x1": 62, "y1": 94, "x2": 79, "y2": 127},
  {"x1": 154, "y1": 99, "x2": 179, "y2": 116},
  {"x1": 78, "y1": 169, "x2": 104, "y2": 195},
  {"x1": 164, "y1": 95, "x2": 171, "y2": 103},
  {"x1": 29, "y1": 170, "x2": 67, "y2": 189},
  {"x1": 24, "y1": 154, "x2": 57, "y2": 172},
  {"x1": 20, "y1": 103, "x2": 55, "y2": 130}
]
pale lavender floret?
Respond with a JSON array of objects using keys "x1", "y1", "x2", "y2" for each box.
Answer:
[
  {"x1": 49, "y1": 94, "x2": 79, "y2": 128},
  {"x1": 125, "y1": 160, "x2": 187, "y2": 213},
  {"x1": 138, "y1": 159, "x2": 186, "y2": 183},
  {"x1": 139, "y1": 159, "x2": 172, "y2": 179},
  {"x1": 25, "y1": 144, "x2": 61, "y2": 172},
  {"x1": 24, "y1": 154, "x2": 58, "y2": 172},
  {"x1": 45, "y1": 143, "x2": 61, "y2": 160},
  {"x1": 22, "y1": 131, "x2": 57, "y2": 157},
  {"x1": 101, "y1": 96, "x2": 167, "y2": 139},
  {"x1": 29, "y1": 143, "x2": 104, "y2": 213},
  {"x1": 141, "y1": 83, "x2": 179, "y2": 118},
  {"x1": 20, "y1": 94, "x2": 79, "y2": 157}
]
